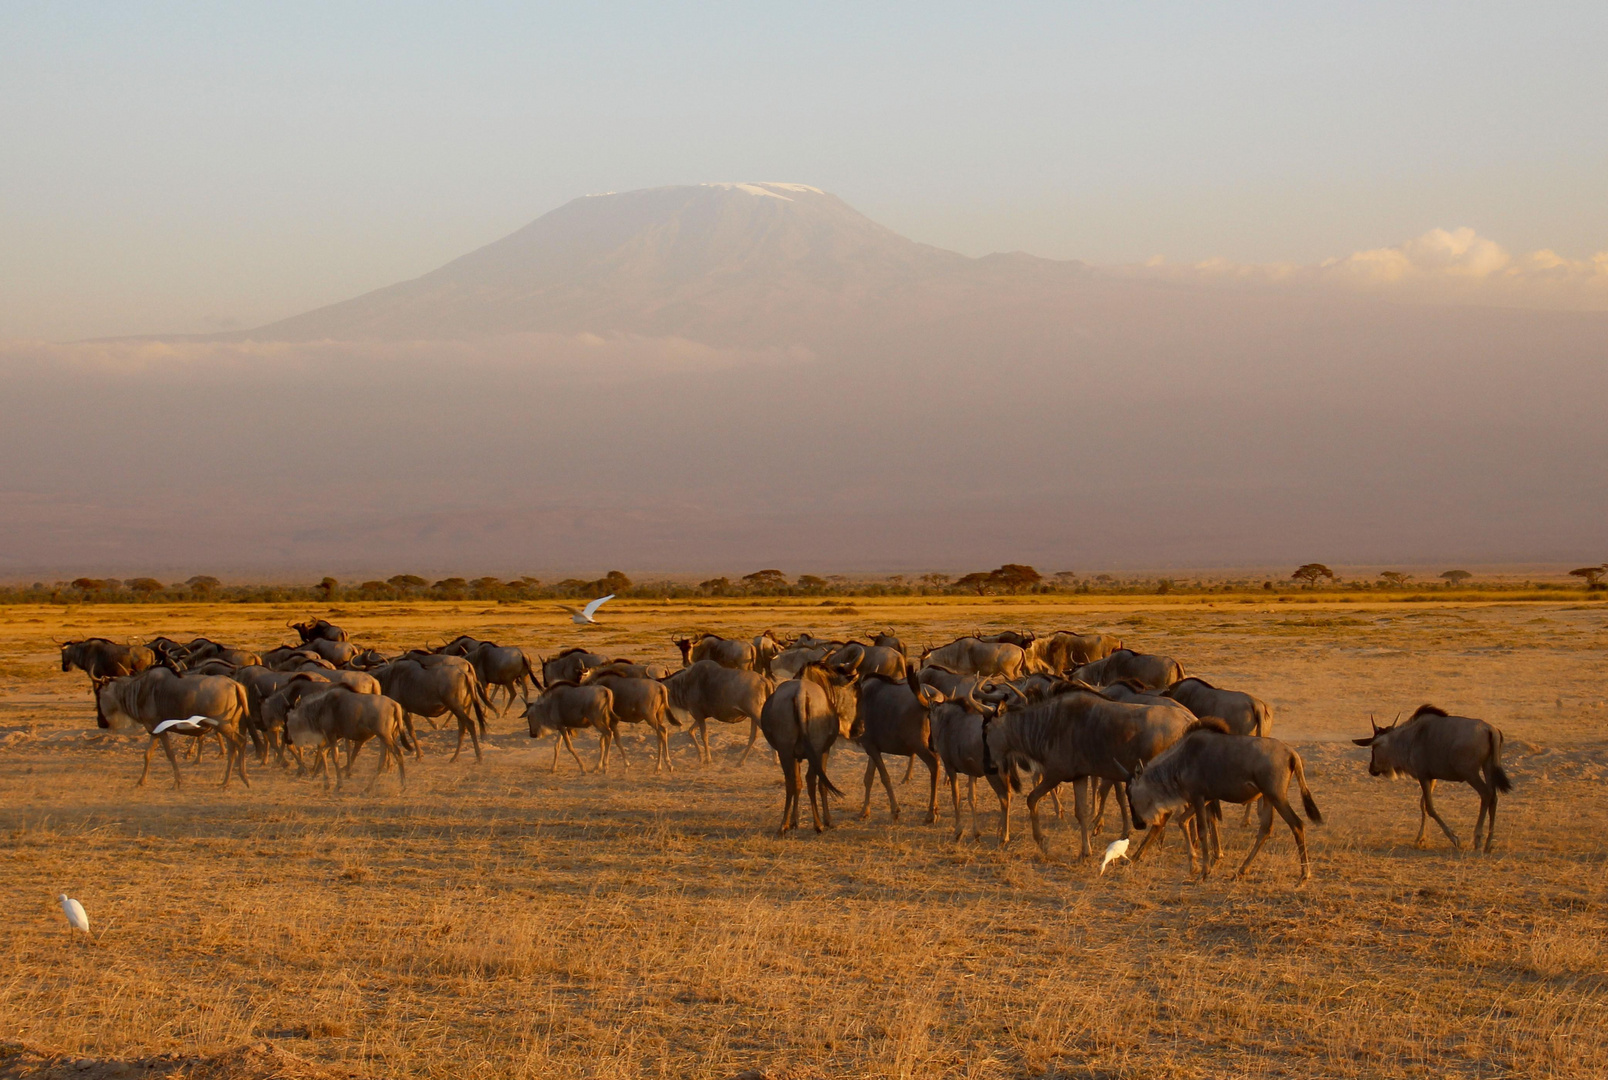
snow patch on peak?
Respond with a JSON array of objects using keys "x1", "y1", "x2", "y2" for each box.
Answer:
[
  {"x1": 760, "y1": 183, "x2": 824, "y2": 195},
  {"x1": 705, "y1": 182, "x2": 793, "y2": 201}
]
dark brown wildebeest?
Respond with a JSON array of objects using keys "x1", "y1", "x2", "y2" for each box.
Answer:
[
  {"x1": 585, "y1": 666, "x2": 679, "y2": 772},
  {"x1": 1025, "y1": 631, "x2": 1123, "y2": 674},
  {"x1": 661, "y1": 659, "x2": 772, "y2": 764},
  {"x1": 1125, "y1": 717, "x2": 1323, "y2": 882},
  {"x1": 347, "y1": 648, "x2": 392, "y2": 670},
  {"x1": 759, "y1": 663, "x2": 864, "y2": 834},
  {"x1": 753, "y1": 630, "x2": 789, "y2": 675},
  {"x1": 523, "y1": 682, "x2": 618, "y2": 774},
  {"x1": 461, "y1": 642, "x2": 538, "y2": 712},
  {"x1": 1353, "y1": 705, "x2": 1511, "y2": 852},
  {"x1": 919, "y1": 637, "x2": 1028, "y2": 680},
  {"x1": 62, "y1": 639, "x2": 155, "y2": 687},
  {"x1": 854, "y1": 670, "x2": 942, "y2": 823},
  {"x1": 245, "y1": 667, "x2": 381, "y2": 763},
  {"x1": 976, "y1": 629, "x2": 1035, "y2": 647},
  {"x1": 1163, "y1": 677, "x2": 1272, "y2": 737},
  {"x1": 1068, "y1": 648, "x2": 1184, "y2": 690},
  {"x1": 296, "y1": 637, "x2": 359, "y2": 667},
  {"x1": 770, "y1": 643, "x2": 837, "y2": 680},
  {"x1": 983, "y1": 687, "x2": 1192, "y2": 856},
  {"x1": 289, "y1": 618, "x2": 348, "y2": 643},
  {"x1": 542, "y1": 647, "x2": 609, "y2": 687},
  {"x1": 436, "y1": 635, "x2": 485, "y2": 656},
  {"x1": 144, "y1": 637, "x2": 192, "y2": 670},
  {"x1": 928, "y1": 686, "x2": 1012, "y2": 840},
  {"x1": 827, "y1": 641, "x2": 908, "y2": 680},
  {"x1": 675, "y1": 634, "x2": 757, "y2": 671},
  {"x1": 261, "y1": 644, "x2": 325, "y2": 671},
  {"x1": 285, "y1": 685, "x2": 409, "y2": 793},
  {"x1": 372, "y1": 657, "x2": 489, "y2": 762},
  {"x1": 96, "y1": 668, "x2": 250, "y2": 789},
  {"x1": 870, "y1": 630, "x2": 907, "y2": 657},
  {"x1": 916, "y1": 664, "x2": 981, "y2": 700},
  {"x1": 587, "y1": 658, "x2": 670, "y2": 680}
]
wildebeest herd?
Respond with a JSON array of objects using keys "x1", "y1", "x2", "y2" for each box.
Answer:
[{"x1": 60, "y1": 620, "x2": 1513, "y2": 882}]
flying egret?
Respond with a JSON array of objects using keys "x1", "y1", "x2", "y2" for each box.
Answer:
[
  {"x1": 559, "y1": 594, "x2": 614, "y2": 625},
  {"x1": 1100, "y1": 837, "x2": 1130, "y2": 875},
  {"x1": 151, "y1": 715, "x2": 218, "y2": 736},
  {"x1": 58, "y1": 893, "x2": 89, "y2": 936}
]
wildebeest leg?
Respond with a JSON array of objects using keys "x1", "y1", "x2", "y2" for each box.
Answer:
[
  {"x1": 595, "y1": 726, "x2": 612, "y2": 773},
  {"x1": 233, "y1": 734, "x2": 250, "y2": 788},
  {"x1": 900, "y1": 756, "x2": 914, "y2": 784},
  {"x1": 346, "y1": 739, "x2": 364, "y2": 779},
  {"x1": 919, "y1": 748, "x2": 940, "y2": 823},
  {"x1": 776, "y1": 754, "x2": 797, "y2": 834},
  {"x1": 138, "y1": 736, "x2": 159, "y2": 787},
  {"x1": 655, "y1": 724, "x2": 672, "y2": 774},
  {"x1": 1479, "y1": 779, "x2": 1497, "y2": 853},
  {"x1": 1241, "y1": 794, "x2": 1261, "y2": 827},
  {"x1": 949, "y1": 771, "x2": 964, "y2": 840},
  {"x1": 1091, "y1": 779, "x2": 1111, "y2": 833},
  {"x1": 1194, "y1": 797, "x2": 1218, "y2": 877},
  {"x1": 803, "y1": 764, "x2": 826, "y2": 833},
  {"x1": 1419, "y1": 778, "x2": 1462, "y2": 849},
  {"x1": 364, "y1": 735, "x2": 392, "y2": 794},
  {"x1": 873, "y1": 751, "x2": 900, "y2": 821},
  {"x1": 161, "y1": 733, "x2": 184, "y2": 789},
  {"x1": 1050, "y1": 783, "x2": 1064, "y2": 821},
  {"x1": 736, "y1": 717, "x2": 761, "y2": 765},
  {"x1": 246, "y1": 723, "x2": 266, "y2": 764},
  {"x1": 561, "y1": 729, "x2": 588, "y2": 773},
  {"x1": 1130, "y1": 810, "x2": 1169, "y2": 863},
  {"x1": 1236, "y1": 797, "x2": 1277, "y2": 879},
  {"x1": 1027, "y1": 775, "x2": 1063, "y2": 857},
  {"x1": 1469, "y1": 776, "x2": 1494, "y2": 852},
  {"x1": 998, "y1": 771, "x2": 1013, "y2": 845},
  {"x1": 859, "y1": 752, "x2": 879, "y2": 819},
  {"x1": 549, "y1": 734, "x2": 562, "y2": 773}
]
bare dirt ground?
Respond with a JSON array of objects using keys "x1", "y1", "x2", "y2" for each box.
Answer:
[{"x1": 2, "y1": 597, "x2": 1605, "y2": 1079}]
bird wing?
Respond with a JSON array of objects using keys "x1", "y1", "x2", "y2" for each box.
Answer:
[
  {"x1": 582, "y1": 594, "x2": 614, "y2": 619},
  {"x1": 557, "y1": 605, "x2": 582, "y2": 616},
  {"x1": 63, "y1": 897, "x2": 88, "y2": 930}
]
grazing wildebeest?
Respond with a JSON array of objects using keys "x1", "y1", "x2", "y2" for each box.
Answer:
[
  {"x1": 983, "y1": 688, "x2": 1192, "y2": 856},
  {"x1": 827, "y1": 641, "x2": 908, "y2": 680},
  {"x1": 542, "y1": 647, "x2": 609, "y2": 687},
  {"x1": 463, "y1": 642, "x2": 539, "y2": 712},
  {"x1": 62, "y1": 639, "x2": 155, "y2": 687},
  {"x1": 927, "y1": 687, "x2": 1016, "y2": 840},
  {"x1": 759, "y1": 663, "x2": 864, "y2": 834},
  {"x1": 290, "y1": 618, "x2": 348, "y2": 643},
  {"x1": 285, "y1": 685, "x2": 410, "y2": 793},
  {"x1": 523, "y1": 682, "x2": 618, "y2": 774},
  {"x1": 919, "y1": 637, "x2": 1028, "y2": 680},
  {"x1": 1024, "y1": 631, "x2": 1123, "y2": 674},
  {"x1": 855, "y1": 670, "x2": 942, "y2": 823},
  {"x1": 675, "y1": 634, "x2": 757, "y2": 671},
  {"x1": 96, "y1": 668, "x2": 250, "y2": 789},
  {"x1": 1353, "y1": 705, "x2": 1511, "y2": 852},
  {"x1": 1125, "y1": 717, "x2": 1323, "y2": 881},
  {"x1": 661, "y1": 659, "x2": 772, "y2": 764},
  {"x1": 372, "y1": 657, "x2": 489, "y2": 762},
  {"x1": 1069, "y1": 648, "x2": 1184, "y2": 690},
  {"x1": 585, "y1": 667, "x2": 679, "y2": 772}
]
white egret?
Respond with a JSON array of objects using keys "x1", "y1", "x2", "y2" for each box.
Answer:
[
  {"x1": 58, "y1": 893, "x2": 89, "y2": 935},
  {"x1": 1100, "y1": 837, "x2": 1130, "y2": 875},
  {"x1": 559, "y1": 594, "x2": 614, "y2": 625},
  {"x1": 151, "y1": 715, "x2": 218, "y2": 736}
]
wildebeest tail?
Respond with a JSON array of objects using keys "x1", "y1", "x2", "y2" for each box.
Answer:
[
  {"x1": 469, "y1": 674, "x2": 490, "y2": 735},
  {"x1": 1291, "y1": 751, "x2": 1322, "y2": 823},
  {"x1": 1489, "y1": 727, "x2": 1512, "y2": 793}
]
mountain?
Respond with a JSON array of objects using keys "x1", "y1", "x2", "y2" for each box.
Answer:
[{"x1": 245, "y1": 182, "x2": 1010, "y2": 347}]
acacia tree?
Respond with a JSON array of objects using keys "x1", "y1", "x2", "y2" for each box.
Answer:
[
  {"x1": 742, "y1": 569, "x2": 788, "y2": 591},
  {"x1": 1378, "y1": 571, "x2": 1410, "y2": 587},
  {"x1": 1568, "y1": 565, "x2": 1607, "y2": 587},
  {"x1": 954, "y1": 572, "x2": 995, "y2": 595},
  {"x1": 1440, "y1": 570, "x2": 1473, "y2": 587},
  {"x1": 1291, "y1": 563, "x2": 1335, "y2": 587},
  {"x1": 991, "y1": 564, "x2": 1043, "y2": 594}
]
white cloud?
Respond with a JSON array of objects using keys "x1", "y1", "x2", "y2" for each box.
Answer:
[{"x1": 1127, "y1": 228, "x2": 1608, "y2": 310}]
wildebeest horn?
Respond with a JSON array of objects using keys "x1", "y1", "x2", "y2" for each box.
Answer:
[
  {"x1": 1370, "y1": 712, "x2": 1380, "y2": 735},
  {"x1": 1111, "y1": 757, "x2": 1133, "y2": 782}
]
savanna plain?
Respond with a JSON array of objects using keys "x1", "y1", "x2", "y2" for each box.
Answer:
[{"x1": 2, "y1": 596, "x2": 1605, "y2": 1079}]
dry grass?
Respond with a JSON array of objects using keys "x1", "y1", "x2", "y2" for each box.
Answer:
[{"x1": 1, "y1": 598, "x2": 1605, "y2": 1078}]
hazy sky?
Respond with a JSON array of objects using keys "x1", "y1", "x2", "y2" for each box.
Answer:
[{"x1": 3, "y1": 1, "x2": 1606, "y2": 339}]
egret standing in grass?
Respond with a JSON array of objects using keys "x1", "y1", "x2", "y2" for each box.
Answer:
[
  {"x1": 58, "y1": 894, "x2": 89, "y2": 938},
  {"x1": 1100, "y1": 838, "x2": 1130, "y2": 875},
  {"x1": 559, "y1": 594, "x2": 614, "y2": 626}
]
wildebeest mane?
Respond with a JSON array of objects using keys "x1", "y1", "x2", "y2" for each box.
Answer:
[
  {"x1": 551, "y1": 646, "x2": 594, "y2": 659},
  {"x1": 1175, "y1": 675, "x2": 1215, "y2": 689},
  {"x1": 1184, "y1": 716, "x2": 1232, "y2": 735},
  {"x1": 1410, "y1": 704, "x2": 1449, "y2": 719}
]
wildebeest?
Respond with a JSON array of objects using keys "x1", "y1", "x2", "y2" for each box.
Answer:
[
  {"x1": 770, "y1": 643, "x2": 836, "y2": 680},
  {"x1": 977, "y1": 630, "x2": 1035, "y2": 647},
  {"x1": 284, "y1": 684, "x2": 410, "y2": 792},
  {"x1": 372, "y1": 656, "x2": 489, "y2": 762},
  {"x1": 462, "y1": 642, "x2": 539, "y2": 712},
  {"x1": 295, "y1": 637, "x2": 360, "y2": 667},
  {"x1": 661, "y1": 659, "x2": 772, "y2": 764},
  {"x1": 1069, "y1": 648, "x2": 1184, "y2": 690},
  {"x1": 1125, "y1": 717, "x2": 1323, "y2": 881},
  {"x1": 62, "y1": 639, "x2": 155, "y2": 687},
  {"x1": 585, "y1": 666, "x2": 679, "y2": 772},
  {"x1": 1353, "y1": 705, "x2": 1511, "y2": 852},
  {"x1": 870, "y1": 630, "x2": 907, "y2": 656},
  {"x1": 827, "y1": 641, "x2": 908, "y2": 680},
  {"x1": 854, "y1": 670, "x2": 942, "y2": 823},
  {"x1": 675, "y1": 634, "x2": 757, "y2": 671},
  {"x1": 1163, "y1": 677, "x2": 1272, "y2": 737},
  {"x1": 290, "y1": 618, "x2": 348, "y2": 643},
  {"x1": 759, "y1": 663, "x2": 864, "y2": 834},
  {"x1": 928, "y1": 686, "x2": 1012, "y2": 840},
  {"x1": 523, "y1": 682, "x2": 618, "y2": 773},
  {"x1": 753, "y1": 630, "x2": 789, "y2": 675},
  {"x1": 1025, "y1": 631, "x2": 1123, "y2": 674},
  {"x1": 96, "y1": 668, "x2": 250, "y2": 789},
  {"x1": 260, "y1": 644, "x2": 326, "y2": 671},
  {"x1": 983, "y1": 687, "x2": 1192, "y2": 855},
  {"x1": 542, "y1": 646, "x2": 609, "y2": 687},
  {"x1": 919, "y1": 637, "x2": 1028, "y2": 679}
]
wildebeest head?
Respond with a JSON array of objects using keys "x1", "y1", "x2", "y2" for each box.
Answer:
[
  {"x1": 1120, "y1": 759, "x2": 1162, "y2": 830},
  {"x1": 95, "y1": 678, "x2": 135, "y2": 731},
  {"x1": 1353, "y1": 712, "x2": 1404, "y2": 776},
  {"x1": 673, "y1": 638, "x2": 693, "y2": 665}
]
